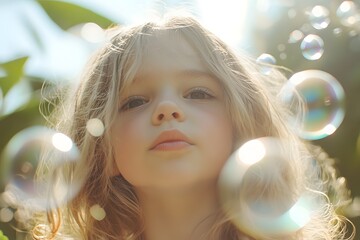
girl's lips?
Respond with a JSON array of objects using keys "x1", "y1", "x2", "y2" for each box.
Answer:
[
  {"x1": 149, "y1": 129, "x2": 193, "y2": 151},
  {"x1": 151, "y1": 140, "x2": 192, "y2": 151}
]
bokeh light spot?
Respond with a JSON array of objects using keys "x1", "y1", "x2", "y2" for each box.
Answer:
[
  {"x1": 0, "y1": 207, "x2": 13, "y2": 222},
  {"x1": 90, "y1": 204, "x2": 106, "y2": 221},
  {"x1": 86, "y1": 118, "x2": 105, "y2": 137},
  {"x1": 52, "y1": 133, "x2": 73, "y2": 152}
]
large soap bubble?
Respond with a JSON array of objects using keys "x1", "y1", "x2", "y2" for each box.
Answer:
[
  {"x1": 0, "y1": 126, "x2": 84, "y2": 211},
  {"x1": 280, "y1": 70, "x2": 345, "y2": 140},
  {"x1": 218, "y1": 137, "x2": 317, "y2": 238}
]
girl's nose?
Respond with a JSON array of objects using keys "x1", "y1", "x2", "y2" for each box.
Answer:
[{"x1": 151, "y1": 100, "x2": 185, "y2": 125}]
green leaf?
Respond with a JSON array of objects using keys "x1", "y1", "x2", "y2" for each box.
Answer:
[
  {"x1": 36, "y1": 0, "x2": 115, "y2": 30},
  {"x1": 0, "y1": 56, "x2": 28, "y2": 95}
]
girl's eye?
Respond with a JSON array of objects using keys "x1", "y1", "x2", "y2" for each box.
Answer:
[
  {"x1": 120, "y1": 96, "x2": 148, "y2": 111},
  {"x1": 185, "y1": 88, "x2": 214, "y2": 100}
]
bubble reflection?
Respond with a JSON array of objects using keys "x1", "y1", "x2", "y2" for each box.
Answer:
[
  {"x1": 256, "y1": 53, "x2": 276, "y2": 75},
  {"x1": 309, "y1": 5, "x2": 330, "y2": 30},
  {"x1": 300, "y1": 34, "x2": 324, "y2": 60},
  {"x1": 0, "y1": 126, "x2": 83, "y2": 211},
  {"x1": 280, "y1": 70, "x2": 345, "y2": 140},
  {"x1": 219, "y1": 137, "x2": 316, "y2": 238}
]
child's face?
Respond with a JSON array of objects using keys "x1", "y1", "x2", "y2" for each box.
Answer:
[{"x1": 111, "y1": 33, "x2": 234, "y2": 189}]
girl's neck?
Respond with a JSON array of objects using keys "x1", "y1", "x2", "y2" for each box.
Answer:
[{"x1": 136, "y1": 180, "x2": 220, "y2": 240}]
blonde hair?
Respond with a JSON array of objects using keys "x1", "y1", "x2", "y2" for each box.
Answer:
[{"x1": 33, "y1": 12, "x2": 354, "y2": 239}]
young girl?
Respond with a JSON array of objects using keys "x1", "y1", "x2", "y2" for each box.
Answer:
[{"x1": 32, "y1": 12, "x2": 353, "y2": 239}]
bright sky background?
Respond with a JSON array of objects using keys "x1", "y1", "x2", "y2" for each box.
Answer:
[{"x1": 0, "y1": 0, "x2": 256, "y2": 82}]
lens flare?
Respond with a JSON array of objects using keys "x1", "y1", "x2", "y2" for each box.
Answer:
[
  {"x1": 280, "y1": 70, "x2": 345, "y2": 140},
  {"x1": 300, "y1": 34, "x2": 324, "y2": 60},
  {"x1": 218, "y1": 137, "x2": 317, "y2": 238},
  {"x1": 309, "y1": 5, "x2": 330, "y2": 30},
  {"x1": 0, "y1": 126, "x2": 83, "y2": 211},
  {"x1": 256, "y1": 53, "x2": 276, "y2": 75},
  {"x1": 86, "y1": 118, "x2": 105, "y2": 137}
]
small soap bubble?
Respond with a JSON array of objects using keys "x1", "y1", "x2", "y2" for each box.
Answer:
[
  {"x1": 280, "y1": 70, "x2": 345, "y2": 140},
  {"x1": 309, "y1": 5, "x2": 330, "y2": 30},
  {"x1": 277, "y1": 44, "x2": 286, "y2": 52},
  {"x1": 90, "y1": 204, "x2": 106, "y2": 221},
  {"x1": 333, "y1": 27, "x2": 343, "y2": 37},
  {"x1": 336, "y1": 1, "x2": 360, "y2": 27},
  {"x1": 0, "y1": 126, "x2": 84, "y2": 211},
  {"x1": 256, "y1": 53, "x2": 276, "y2": 75},
  {"x1": 300, "y1": 34, "x2": 324, "y2": 60},
  {"x1": 279, "y1": 53, "x2": 287, "y2": 60},
  {"x1": 86, "y1": 118, "x2": 105, "y2": 137},
  {"x1": 288, "y1": 30, "x2": 304, "y2": 43},
  {"x1": 219, "y1": 137, "x2": 316, "y2": 238},
  {"x1": 0, "y1": 207, "x2": 13, "y2": 222}
]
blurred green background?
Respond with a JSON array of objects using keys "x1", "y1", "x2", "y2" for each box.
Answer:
[{"x1": 0, "y1": 0, "x2": 359, "y2": 239}]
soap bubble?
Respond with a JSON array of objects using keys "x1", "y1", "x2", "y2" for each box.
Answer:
[
  {"x1": 300, "y1": 34, "x2": 324, "y2": 60},
  {"x1": 219, "y1": 137, "x2": 316, "y2": 238},
  {"x1": 0, "y1": 126, "x2": 84, "y2": 211},
  {"x1": 280, "y1": 70, "x2": 345, "y2": 140},
  {"x1": 309, "y1": 5, "x2": 330, "y2": 30},
  {"x1": 333, "y1": 28, "x2": 343, "y2": 37},
  {"x1": 288, "y1": 30, "x2": 304, "y2": 43},
  {"x1": 336, "y1": 1, "x2": 360, "y2": 27},
  {"x1": 86, "y1": 118, "x2": 105, "y2": 137},
  {"x1": 256, "y1": 53, "x2": 277, "y2": 75}
]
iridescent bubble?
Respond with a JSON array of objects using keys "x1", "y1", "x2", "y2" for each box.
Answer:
[
  {"x1": 256, "y1": 53, "x2": 277, "y2": 75},
  {"x1": 336, "y1": 1, "x2": 360, "y2": 27},
  {"x1": 300, "y1": 34, "x2": 324, "y2": 60},
  {"x1": 309, "y1": 5, "x2": 330, "y2": 30},
  {"x1": 90, "y1": 204, "x2": 106, "y2": 221},
  {"x1": 280, "y1": 70, "x2": 345, "y2": 140},
  {"x1": 0, "y1": 126, "x2": 83, "y2": 211},
  {"x1": 218, "y1": 137, "x2": 316, "y2": 238},
  {"x1": 86, "y1": 118, "x2": 105, "y2": 137},
  {"x1": 288, "y1": 30, "x2": 304, "y2": 43}
]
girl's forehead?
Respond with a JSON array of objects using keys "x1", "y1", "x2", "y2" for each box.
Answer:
[{"x1": 140, "y1": 32, "x2": 207, "y2": 74}]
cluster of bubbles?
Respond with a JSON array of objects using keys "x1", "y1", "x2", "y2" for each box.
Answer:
[
  {"x1": 285, "y1": 1, "x2": 360, "y2": 60},
  {"x1": 0, "y1": 118, "x2": 106, "y2": 225},
  {"x1": 218, "y1": 137, "x2": 318, "y2": 238}
]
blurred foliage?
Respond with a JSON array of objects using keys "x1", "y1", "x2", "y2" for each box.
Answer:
[
  {"x1": 37, "y1": 0, "x2": 114, "y2": 30},
  {"x1": 0, "y1": 0, "x2": 359, "y2": 239}
]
